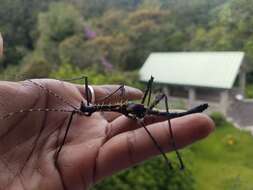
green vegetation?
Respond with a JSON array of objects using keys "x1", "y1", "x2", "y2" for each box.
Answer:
[
  {"x1": 2, "y1": 0, "x2": 253, "y2": 95},
  {"x1": 93, "y1": 159, "x2": 194, "y2": 190},
  {"x1": 50, "y1": 63, "x2": 144, "y2": 89},
  {"x1": 210, "y1": 112, "x2": 227, "y2": 127},
  {"x1": 1, "y1": 0, "x2": 253, "y2": 189},
  {"x1": 2, "y1": 0, "x2": 253, "y2": 80},
  {"x1": 246, "y1": 84, "x2": 253, "y2": 98},
  {"x1": 187, "y1": 118, "x2": 253, "y2": 190}
]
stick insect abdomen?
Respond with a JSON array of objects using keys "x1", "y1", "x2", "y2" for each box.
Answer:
[{"x1": 147, "y1": 103, "x2": 209, "y2": 119}]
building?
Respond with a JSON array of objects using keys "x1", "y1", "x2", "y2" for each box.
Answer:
[{"x1": 139, "y1": 52, "x2": 246, "y2": 115}]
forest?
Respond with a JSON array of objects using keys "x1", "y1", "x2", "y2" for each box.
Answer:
[
  {"x1": 1, "y1": 0, "x2": 253, "y2": 83},
  {"x1": 1, "y1": 0, "x2": 253, "y2": 189}
]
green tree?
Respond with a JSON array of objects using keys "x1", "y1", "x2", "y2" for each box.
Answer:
[
  {"x1": 92, "y1": 9, "x2": 127, "y2": 35},
  {"x1": 19, "y1": 52, "x2": 51, "y2": 79},
  {"x1": 38, "y1": 2, "x2": 83, "y2": 43},
  {"x1": 59, "y1": 35, "x2": 101, "y2": 68},
  {"x1": 50, "y1": 63, "x2": 142, "y2": 88},
  {"x1": 67, "y1": 0, "x2": 142, "y2": 18},
  {"x1": 90, "y1": 34, "x2": 131, "y2": 69},
  {"x1": 0, "y1": 0, "x2": 59, "y2": 68},
  {"x1": 124, "y1": 7, "x2": 173, "y2": 69},
  {"x1": 23, "y1": 2, "x2": 84, "y2": 69},
  {"x1": 188, "y1": 26, "x2": 233, "y2": 51}
]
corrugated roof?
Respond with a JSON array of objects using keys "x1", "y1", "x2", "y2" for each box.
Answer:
[{"x1": 139, "y1": 52, "x2": 245, "y2": 89}]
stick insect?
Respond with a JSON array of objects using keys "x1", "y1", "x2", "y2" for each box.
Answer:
[
  {"x1": 78, "y1": 76, "x2": 208, "y2": 170},
  {"x1": 0, "y1": 76, "x2": 208, "y2": 188}
]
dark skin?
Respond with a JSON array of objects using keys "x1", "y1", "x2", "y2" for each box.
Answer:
[{"x1": 0, "y1": 79, "x2": 215, "y2": 190}]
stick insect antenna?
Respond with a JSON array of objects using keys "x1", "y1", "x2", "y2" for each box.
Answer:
[
  {"x1": 0, "y1": 108, "x2": 74, "y2": 120},
  {"x1": 28, "y1": 80, "x2": 78, "y2": 110},
  {"x1": 63, "y1": 76, "x2": 87, "y2": 82}
]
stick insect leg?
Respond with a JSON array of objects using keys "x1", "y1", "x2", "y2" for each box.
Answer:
[
  {"x1": 64, "y1": 76, "x2": 126, "y2": 105},
  {"x1": 54, "y1": 111, "x2": 75, "y2": 163},
  {"x1": 151, "y1": 93, "x2": 185, "y2": 170},
  {"x1": 165, "y1": 96, "x2": 185, "y2": 170},
  {"x1": 97, "y1": 84, "x2": 125, "y2": 103},
  {"x1": 119, "y1": 84, "x2": 127, "y2": 105},
  {"x1": 137, "y1": 119, "x2": 173, "y2": 170},
  {"x1": 54, "y1": 111, "x2": 76, "y2": 190},
  {"x1": 84, "y1": 76, "x2": 91, "y2": 106},
  {"x1": 140, "y1": 77, "x2": 174, "y2": 169},
  {"x1": 143, "y1": 93, "x2": 174, "y2": 170},
  {"x1": 141, "y1": 76, "x2": 154, "y2": 106},
  {"x1": 62, "y1": 75, "x2": 92, "y2": 105}
]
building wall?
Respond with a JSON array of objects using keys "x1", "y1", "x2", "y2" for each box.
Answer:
[
  {"x1": 162, "y1": 85, "x2": 232, "y2": 114},
  {"x1": 164, "y1": 85, "x2": 223, "y2": 103}
]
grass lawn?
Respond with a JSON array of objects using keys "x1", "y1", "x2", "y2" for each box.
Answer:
[{"x1": 183, "y1": 120, "x2": 253, "y2": 190}]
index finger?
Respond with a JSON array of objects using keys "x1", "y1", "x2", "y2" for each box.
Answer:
[
  {"x1": 77, "y1": 85, "x2": 143, "y2": 104},
  {"x1": 94, "y1": 113, "x2": 215, "y2": 181}
]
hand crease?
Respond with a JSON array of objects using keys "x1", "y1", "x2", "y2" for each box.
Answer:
[{"x1": 126, "y1": 130, "x2": 137, "y2": 165}]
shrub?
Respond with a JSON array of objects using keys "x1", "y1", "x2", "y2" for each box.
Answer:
[
  {"x1": 50, "y1": 63, "x2": 143, "y2": 89},
  {"x1": 210, "y1": 112, "x2": 227, "y2": 127},
  {"x1": 92, "y1": 156, "x2": 195, "y2": 190},
  {"x1": 19, "y1": 53, "x2": 52, "y2": 79}
]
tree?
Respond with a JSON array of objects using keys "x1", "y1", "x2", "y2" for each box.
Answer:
[
  {"x1": 19, "y1": 52, "x2": 51, "y2": 79},
  {"x1": 92, "y1": 9, "x2": 127, "y2": 35},
  {"x1": 59, "y1": 35, "x2": 101, "y2": 69},
  {"x1": 0, "y1": 0, "x2": 59, "y2": 68},
  {"x1": 25, "y1": 2, "x2": 84, "y2": 68},
  {"x1": 67, "y1": 0, "x2": 142, "y2": 18},
  {"x1": 89, "y1": 34, "x2": 131, "y2": 69},
  {"x1": 123, "y1": 6, "x2": 173, "y2": 69},
  {"x1": 188, "y1": 26, "x2": 233, "y2": 51}
]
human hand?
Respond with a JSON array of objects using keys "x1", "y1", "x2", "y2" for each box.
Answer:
[{"x1": 0, "y1": 79, "x2": 214, "y2": 190}]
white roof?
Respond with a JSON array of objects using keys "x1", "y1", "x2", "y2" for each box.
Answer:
[{"x1": 139, "y1": 52, "x2": 245, "y2": 89}]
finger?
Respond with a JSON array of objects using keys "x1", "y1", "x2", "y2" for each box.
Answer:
[
  {"x1": 77, "y1": 85, "x2": 143, "y2": 104},
  {"x1": 100, "y1": 112, "x2": 122, "y2": 122},
  {"x1": 93, "y1": 85, "x2": 143, "y2": 104},
  {"x1": 107, "y1": 115, "x2": 167, "y2": 138},
  {"x1": 94, "y1": 113, "x2": 214, "y2": 181}
]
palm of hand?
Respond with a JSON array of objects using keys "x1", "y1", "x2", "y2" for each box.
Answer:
[
  {"x1": 0, "y1": 79, "x2": 214, "y2": 190},
  {"x1": 0, "y1": 80, "x2": 122, "y2": 190}
]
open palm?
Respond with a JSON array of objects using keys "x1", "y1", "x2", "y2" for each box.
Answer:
[{"x1": 0, "y1": 79, "x2": 214, "y2": 190}]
